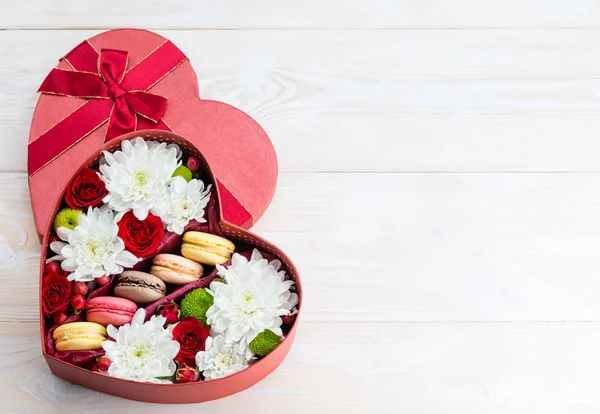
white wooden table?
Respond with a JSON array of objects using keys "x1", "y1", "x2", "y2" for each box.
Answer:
[{"x1": 2, "y1": 1, "x2": 600, "y2": 412}]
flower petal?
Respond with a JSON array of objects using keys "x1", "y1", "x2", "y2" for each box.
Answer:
[
  {"x1": 56, "y1": 227, "x2": 72, "y2": 241},
  {"x1": 49, "y1": 241, "x2": 67, "y2": 255}
]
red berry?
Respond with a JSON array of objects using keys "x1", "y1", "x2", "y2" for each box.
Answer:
[
  {"x1": 53, "y1": 312, "x2": 68, "y2": 325},
  {"x1": 91, "y1": 363, "x2": 99, "y2": 372},
  {"x1": 282, "y1": 314, "x2": 297, "y2": 325},
  {"x1": 70, "y1": 294, "x2": 86, "y2": 310},
  {"x1": 45, "y1": 262, "x2": 61, "y2": 274},
  {"x1": 97, "y1": 357, "x2": 111, "y2": 372},
  {"x1": 72, "y1": 281, "x2": 88, "y2": 296},
  {"x1": 49, "y1": 235, "x2": 60, "y2": 244},
  {"x1": 96, "y1": 275, "x2": 110, "y2": 285},
  {"x1": 186, "y1": 156, "x2": 201, "y2": 171}
]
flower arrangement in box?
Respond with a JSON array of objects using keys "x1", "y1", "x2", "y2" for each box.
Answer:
[{"x1": 41, "y1": 135, "x2": 300, "y2": 392}]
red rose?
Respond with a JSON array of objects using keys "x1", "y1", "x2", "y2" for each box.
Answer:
[
  {"x1": 42, "y1": 271, "x2": 72, "y2": 316},
  {"x1": 176, "y1": 364, "x2": 199, "y2": 383},
  {"x1": 65, "y1": 168, "x2": 108, "y2": 209},
  {"x1": 172, "y1": 317, "x2": 210, "y2": 366},
  {"x1": 157, "y1": 303, "x2": 180, "y2": 325},
  {"x1": 117, "y1": 211, "x2": 164, "y2": 257}
]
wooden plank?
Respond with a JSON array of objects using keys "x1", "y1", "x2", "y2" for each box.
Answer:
[
  {"x1": 1, "y1": 0, "x2": 599, "y2": 29},
  {"x1": 5, "y1": 171, "x2": 600, "y2": 322},
  {"x1": 3, "y1": 321, "x2": 600, "y2": 413},
  {"x1": 4, "y1": 30, "x2": 600, "y2": 173}
]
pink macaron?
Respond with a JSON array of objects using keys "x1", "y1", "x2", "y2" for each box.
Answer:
[{"x1": 86, "y1": 296, "x2": 138, "y2": 327}]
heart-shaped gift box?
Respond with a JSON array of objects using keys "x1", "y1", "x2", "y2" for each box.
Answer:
[
  {"x1": 39, "y1": 130, "x2": 302, "y2": 403},
  {"x1": 29, "y1": 29, "x2": 278, "y2": 240}
]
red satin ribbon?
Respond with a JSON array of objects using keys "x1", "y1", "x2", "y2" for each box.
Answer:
[{"x1": 29, "y1": 40, "x2": 186, "y2": 176}]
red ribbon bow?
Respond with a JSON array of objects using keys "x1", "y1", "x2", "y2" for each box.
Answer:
[
  {"x1": 29, "y1": 40, "x2": 186, "y2": 176},
  {"x1": 40, "y1": 49, "x2": 168, "y2": 140}
]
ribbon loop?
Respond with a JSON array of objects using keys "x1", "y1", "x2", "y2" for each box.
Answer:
[
  {"x1": 30, "y1": 40, "x2": 187, "y2": 176},
  {"x1": 125, "y1": 92, "x2": 168, "y2": 123},
  {"x1": 99, "y1": 49, "x2": 128, "y2": 87},
  {"x1": 47, "y1": 47, "x2": 168, "y2": 140}
]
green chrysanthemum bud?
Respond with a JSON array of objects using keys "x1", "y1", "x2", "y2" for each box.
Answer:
[
  {"x1": 180, "y1": 288, "x2": 213, "y2": 326},
  {"x1": 172, "y1": 166, "x2": 193, "y2": 182},
  {"x1": 249, "y1": 329, "x2": 281, "y2": 357},
  {"x1": 53, "y1": 208, "x2": 84, "y2": 231}
]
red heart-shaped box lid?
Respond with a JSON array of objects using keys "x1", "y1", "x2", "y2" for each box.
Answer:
[
  {"x1": 40, "y1": 130, "x2": 301, "y2": 403},
  {"x1": 29, "y1": 29, "x2": 277, "y2": 239}
]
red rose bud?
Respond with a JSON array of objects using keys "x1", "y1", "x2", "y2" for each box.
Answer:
[
  {"x1": 97, "y1": 357, "x2": 111, "y2": 372},
  {"x1": 72, "y1": 281, "x2": 88, "y2": 296},
  {"x1": 45, "y1": 262, "x2": 61, "y2": 275},
  {"x1": 157, "y1": 303, "x2": 180, "y2": 325},
  {"x1": 186, "y1": 156, "x2": 201, "y2": 172},
  {"x1": 42, "y1": 272, "x2": 72, "y2": 316},
  {"x1": 53, "y1": 311, "x2": 68, "y2": 325},
  {"x1": 70, "y1": 294, "x2": 86, "y2": 310},
  {"x1": 96, "y1": 275, "x2": 110, "y2": 285},
  {"x1": 117, "y1": 211, "x2": 164, "y2": 258},
  {"x1": 282, "y1": 313, "x2": 297, "y2": 325},
  {"x1": 176, "y1": 365, "x2": 199, "y2": 383},
  {"x1": 65, "y1": 167, "x2": 108, "y2": 209}
]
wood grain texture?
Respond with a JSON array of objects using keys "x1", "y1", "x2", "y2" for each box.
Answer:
[
  {"x1": 5, "y1": 172, "x2": 600, "y2": 323},
  {"x1": 2, "y1": 2, "x2": 599, "y2": 411},
  {"x1": 5, "y1": 30, "x2": 600, "y2": 173},
  {"x1": 2, "y1": 322, "x2": 600, "y2": 413},
  {"x1": 1, "y1": 0, "x2": 599, "y2": 29}
]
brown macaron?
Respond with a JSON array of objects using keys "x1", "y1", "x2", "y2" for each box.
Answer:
[{"x1": 114, "y1": 271, "x2": 167, "y2": 305}]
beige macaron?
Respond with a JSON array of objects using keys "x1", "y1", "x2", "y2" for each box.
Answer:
[
  {"x1": 151, "y1": 254, "x2": 204, "y2": 285},
  {"x1": 181, "y1": 231, "x2": 235, "y2": 265},
  {"x1": 52, "y1": 322, "x2": 107, "y2": 352}
]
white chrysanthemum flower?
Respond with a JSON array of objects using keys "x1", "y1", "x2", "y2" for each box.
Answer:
[
  {"x1": 157, "y1": 176, "x2": 211, "y2": 235},
  {"x1": 50, "y1": 207, "x2": 138, "y2": 282},
  {"x1": 102, "y1": 308, "x2": 180, "y2": 384},
  {"x1": 99, "y1": 138, "x2": 181, "y2": 220},
  {"x1": 195, "y1": 335, "x2": 250, "y2": 380},
  {"x1": 207, "y1": 250, "x2": 299, "y2": 346}
]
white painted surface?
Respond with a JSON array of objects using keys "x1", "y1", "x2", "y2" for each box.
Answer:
[{"x1": 1, "y1": 1, "x2": 600, "y2": 412}]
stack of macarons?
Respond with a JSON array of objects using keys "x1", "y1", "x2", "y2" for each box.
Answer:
[
  {"x1": 52, "y1": 232, "x2": 238, "y2": 352},
  {"x1": 112, "y1": 232, "x2": 235, "y2": 306}
]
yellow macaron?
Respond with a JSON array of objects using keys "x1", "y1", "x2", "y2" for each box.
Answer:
[
  {"x1": 181, "y1": 231, "x2": 235, "y2": 266},
  {"x1": 52, "y1": 322, "x2": 107, "y2": 352}
]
